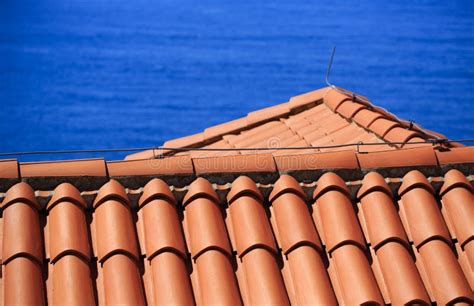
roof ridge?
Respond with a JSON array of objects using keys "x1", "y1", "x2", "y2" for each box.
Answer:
[{"x1": 125, "y1": 86, "x2": 456, "y2": 160}]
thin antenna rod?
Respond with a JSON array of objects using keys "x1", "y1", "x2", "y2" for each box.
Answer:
[{"x1": 325, "y1": 46, "x2": 337, "y2": 87}]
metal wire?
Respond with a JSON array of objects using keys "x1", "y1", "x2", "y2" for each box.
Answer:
[{"x1": 0, "y1": 139, "x2": 472, "y2": 158}]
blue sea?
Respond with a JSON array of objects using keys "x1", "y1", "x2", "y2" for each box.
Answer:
[{"x1": 1, "y1": 0, "x2": 473, "y2": 161}]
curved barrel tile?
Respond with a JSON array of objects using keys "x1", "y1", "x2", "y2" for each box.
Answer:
[
  {"x1": 183, "y1": 177, "x2": 232, "y2": 258},
  {"x1": 93, "y1": 180, "x2": 144, "y2": 306},
  {"x1": 139, "y1": 178, "x2": 186, "y2": 258},
  {"x1": 183, "y1": 178, "x2": 240, "y2": 305},
  {"x1": 139, "y1": 179, "x2": 194, "y2": 305},
  {"x1": 2, "y1": 182, "x2": 42, "y2": 263},
  {"x1": 93, "y1": 180, "x2": 139, "y2": 262},
  {"x1": 376, "y1": 242, "x2": 430, "y2": 305},
  {"x1": 4, "y1": 257, "x2": 45, "y2": 306},
  {"x1": 312, "y1": 172, "x2": 366, "y2": 253},
  {"x1": 270, "y1": 175, "x2": 335, "y2": 305},
  {"x1": 102, "y1": 253, "x2": 146, "y2": 306},
  {"x1": 241, "y1": 248, "x2": 290, "y2": 306},
  {"x1": 48, "y1": 183, "x2": 90, "y2": 262},
  {"x1": 398, "y1": 170, "x2": 451, "y2": 247},
  {"x1": 47, "y1": 183, "x2": 95, "y2": 305},
  {"x1": 286, "y1": 246, "x2": 337, "y2": 305},
  {"x1": 269, "y1": 175, "x2": 321, "y2": 254},
  {"x1": 228, "y1": 176, "x2": 289, "y2": 306},
  {"x1": 440, "y1": 169, "x2": 474, "y2": 248},
  {"x1": 2, "y1": 182, "x2": 45, "y2": 306},
  {"x1": 150, "y1": 252, "x2": 195, "y2": 306},
  {"x1": 331, "y1": 244, "x2": 384, "y2": 305},
  {"x1": 52, "y1": 255, "x2": 95, "y2": 306},
  {"x1": 227, "y1": 176, "x2": 276, "y2": 256},
  {"x1": 418, "y1": 240, "x2": 474, "y2": 305},
  {"x1": 194, "y1": 250, "x2": 242, "y2": 306},
  {"x1": 358, "y1": 172, "x2": 409, "y2": 249}
]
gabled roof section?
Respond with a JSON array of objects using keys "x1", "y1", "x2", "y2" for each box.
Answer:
[{"x1": 125, "y1": 86, "x2": 455, "y2": 160}]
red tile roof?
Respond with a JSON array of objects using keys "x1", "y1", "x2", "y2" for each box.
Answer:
[{"x1": 0, "y1": 86, "x2": 473, "y2": 305}]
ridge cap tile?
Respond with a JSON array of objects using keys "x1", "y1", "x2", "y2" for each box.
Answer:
[
  {"x1": 93, "y1": 179, "x2": 130, "y2": 208},
  {"x1": 368, "y1": 117, "x2": 402, "y2": 138},
  {"x1": 203, "y1": 117, "x2": 248, "y2": 139},
  {"x1": 227, "y1": 175, "x2": 264, "y2": 204},
  {"x1": 20, "y1": 158, "x2": 107, "y2": 177},
  {"x1": 436, "y1": 146, "x2": 474, "y2": 165},
  {"x1": 163, "y1": 132, "x2": 205, "y2": 148},
  {"x1": 246, "y1": 102, "x2": 291, "y2": 125},
  {"x1": 288, "y1": 87, "x2": 329, "y2": 109},
  {"x1": 182, "y1": 177, "x2": 219, "y2": 206},
  {"x1": 193, "y1": 153, "x2": 276, "y2": 174},
  {"x1": 108, "y1": 155, "x2": 194, "y2": 177},
  {"x1": 47, "y1": 182, "x2": 87, "y2": 211},
  {"x1": 268, "y1": 174, "x2": 305, "y2": 202},
  {"x1": 139, "y1": 178, "x2": 176, "y2": 207},
  {"x1": 357, "y1": 146, "x2": 438, "y2": 170},
  {"x1": 336, "y1": 100, "x2": 367, "y2": 119},
  {"x1": 275, "y1": 150, "x2": 359, "y2": 172},
  {"x1": 323, "y1": 88, "x2": 352, "y2": 111},
  {"x1": 0, "y1": 159, "x2": 19, "y2": 179}
]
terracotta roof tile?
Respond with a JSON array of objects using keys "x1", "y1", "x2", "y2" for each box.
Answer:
[
  {"x1": 227, "y1": 176, "x2": 275, "y2": 256},
  {"x1": 353, "y1": 108, "x2": 384, "y2": 128},
  {"x1": 270, "y1": 175, "x2": 321, "y2": 254},
  {"x1": 108, "y1": 155, "x2": 193, "y2": 176},
  {"x1": 21, "y1": 158, "x2": 106, "y2": 177},
  {"x1": 288, "y1": 87, "x2": 329, "y2": 110},
  {"x1": 0, "y1": 159, "x2": 19, "y2": 179},
  {"x1": 193, "y1": 153, "x2": 276, "y2": 175},
  {"x1": 375, "y1": 242, "x2": 430, "y2": 305},
  {"x1": 398, "y1": 171, "x2": 451, "y2": 248},
  {"x1": 51, "y1": 255, "x2": 95, "y2": 306},
  {"x1": 47, "y1": 183, "x2": 90, "y2": 263},
  {"x1": 358, "y1": 146, "x2": 438, "y2": 170},
  {"x1": 337, "y1": 100, "x2": 367, "y2": 119},
  {"x1": 417, "y1": 240, "x2": 473, "y2": 304},
  {"x1": 93, "y1": 180, "x2": 139, "y2": 262},
  {"x1": 284, "y1": 245, "x2": 337, "y2": 305},
  {"x1": 1, "y1": 86, "x2": 473, "y2": 305},
  {"x1": 4, "y1": 257, "x2": 45, "y2": 306},
  {"x1": 358, "y1": 172, "x2": 408, "y2": 249},
  {"x1": 246, "y1": 102, "x2": 290, "y2": 125},
  {"x1": 312, "y1": 173, "x2": 366, "y2": 253},
  {"x1": 439, "y1": 170, "x2": 474, "y2": 248},
  {"x1": 203, "y1": 117, "x2": 248, "y2": 139},
  {"x1": 329, "y1": 244, "x2": 384, "y2": 305},
  {"x1": 275, "y1": 150, "x2": 359, "y2": 172},
  {"x1": 240, "y1": 248, "x2": 290, "y2": 305},
  {"x1": 323, "y1": 88, "x2": 352, "y2": 111},
  {"x1": 369, "y1": 118, "x2": 403, "y2": 138},
  {"x1": 436, "y1": 146, "x2": 474, "y2": 165},
  {"x1": 183, "y1": 178, "x2": 232, "y2": 259}
]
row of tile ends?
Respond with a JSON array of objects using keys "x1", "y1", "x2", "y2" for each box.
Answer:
[
  {"x1": 125, "y1": 86, "x2": 456, "y2": 160},
  {"x1": 1, "y1": 168, "x2": 473, "y2": 305},
  {"x1": 0, "y1": 145, "x2": 473, "y2": 190}
]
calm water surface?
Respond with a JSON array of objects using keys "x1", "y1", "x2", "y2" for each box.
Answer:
[{"x1": 1, "y1": 0, "x2": 473, "y2": 161}]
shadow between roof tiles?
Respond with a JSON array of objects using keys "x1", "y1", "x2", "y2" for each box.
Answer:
[{"x1": 1, "y1": 170, "x2": 473, "y2": 305}]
